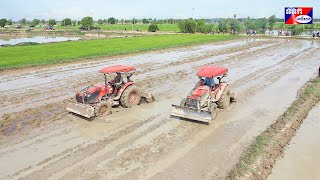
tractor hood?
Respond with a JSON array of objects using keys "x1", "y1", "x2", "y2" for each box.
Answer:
[{"x1": 187, "y1": 86, "x2": 210, "y2": 99}]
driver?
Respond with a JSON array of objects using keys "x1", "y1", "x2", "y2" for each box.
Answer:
[
  {"x1": 114, "y1": 73, "x2": 123, "y2": 85},
  {"x1": 204, "y1": 77, "x2": 215, "y2": 90},
  {"x1": 113, "y1": 73, "x2": 123, "y2": 95}
]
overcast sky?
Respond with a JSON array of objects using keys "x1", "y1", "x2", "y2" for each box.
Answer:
[{"x1": 1, "y1": 0, "x2": 319, "y2": 21}]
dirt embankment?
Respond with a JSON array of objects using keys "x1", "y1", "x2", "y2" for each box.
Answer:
[{"x1": 227, "y1": 76, "x2": 320, "y2": 179}]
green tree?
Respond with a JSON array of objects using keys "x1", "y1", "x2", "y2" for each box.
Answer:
[
  {"x1": 290, "y1": 25, "x2": 304, "y2": 35},
  {"x1": 132, "y1": 18, "x2": 138, "y2": 24},
  {"x1": 72, "y1": 20, "x2": 77, "y2": 26},
  {"x1": 97, "y1": 19, "x2": 103, "y2": 25},
  {"x1": 142, "y1": 18, "x2": 149, "y2": 24},
  {"x1": 260, "y1": 18, "x2": 268, "y2": 29},
  {"x1": 0, "y1": 19, "x2": 7, "y2": 27},
  {"x1": 108, "y1": 17, "x2": 116, "y2": 24},
  {"x1": 61, "y1": 18, "x2": 72, "y2": 26},
  {"x1": 218, "y1": 19, "x2": 231, "y2": 32},
  {"x1": 230, "y1": 18, "x2": 240, "y2": 32},
  {"x1": 268, "y1": 15, "x2": 277, "y2": 30},
  {"x1": 148, "y1": 24, "x2": 159, "y2": 32},
  {"x1": 195, "y1": 21, "x2": 214, "y2": 34},
  {"x1": 196, "y1": 21, "x2": 206, "y2": 33},
  {"x1": 244, "y1": 17, "x2": 255, "y2": 30},
  {"x1": 41, "y1": 19, "x2": 46, "y2": 25},
  {"x1": 48, "y1": 19, "x2": 56, "y2": 26},
  {"x1": 178, "y1": 19, "x2": 197, "y2": 33},
  {"x1": 81, "y1": 16, "x2": 94, "y2": 28},
  {"x1": 279, "y1": 22, "x2": 285, "y2": 29},
  {"x1": 31, "y1": 19, "x2": 41, "y2": 27},
  {"x1": 7, "y1": 19, "x2": 13, "y2": 25},
  {"x1": 20, "y1": 18, "x2": 27, "y2": 25}
]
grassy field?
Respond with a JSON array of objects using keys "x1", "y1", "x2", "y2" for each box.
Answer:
[
  {"x1": 56, "y1": 24, "x2": 179, "y2": 32},
  {"x1": 0, "y1": 34, "x2": 240, "y2": 70}
]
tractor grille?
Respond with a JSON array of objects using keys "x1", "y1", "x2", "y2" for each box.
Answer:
[
  {"x1": 84, "y1": 90, "x2": 100, "y2": 104},
  {"x1": 186, "y1": 98, "x2": 198, "y2": 109}
]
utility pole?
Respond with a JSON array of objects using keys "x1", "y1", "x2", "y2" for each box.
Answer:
[
  {"x1": 192, "y1": 8, "x2": 195, "y2": 19},
  {"x1": 132, "y1": 18, "x2": 134, "y2": 31}
]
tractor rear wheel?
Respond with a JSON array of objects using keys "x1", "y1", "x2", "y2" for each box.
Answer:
[
  {"x1": 120, "y1": 85, "x2": 142, "y2": 108},
  {"x1": 217, "y1": 86, "x2": 230, "y2": 109},
  {"x1": 95, "y1": 100, "x2": 112, "y2": 117}
]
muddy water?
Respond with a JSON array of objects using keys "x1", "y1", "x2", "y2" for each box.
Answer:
[
  {"x1": 0, "y1": 36, "x2": 81, "y2": 46},
  {"x1": 0, "y1": 38, "x2": 319, "y2": 179},
  {"x1": 0, "y1": 38, "x2": 266, "y2": 117},
  {"x1": 268, "y1": 103, "x2": 320, "y2": 180}
]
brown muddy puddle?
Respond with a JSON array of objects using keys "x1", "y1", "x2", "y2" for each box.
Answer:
[{"x1": 268, "y1": 103, "x2": 320, "y2": 180}]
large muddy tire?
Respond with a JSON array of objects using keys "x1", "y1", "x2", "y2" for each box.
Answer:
[
  {"x1": 180, "y1": 98, "x2": 187, "y2": 107},
  {"x1": 95, "y1": 100, "x2": 112, "y2": 117},
  {"x1": 210, "y1": 103, "x2": 217, "y2": 120},
  {"x1": 120, "y1": 85, "x2": 142, "y2": 108},
  {"x1": 217, "y1": 86, "x2": 230, "y2": 109}
]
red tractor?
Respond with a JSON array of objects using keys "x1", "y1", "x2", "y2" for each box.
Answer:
[
  {"x1": 171, "y1": 66, "x2": 236, "y2": 124},
  {"x1": 66, "y1": 65, "x2": 154, "y2": 118}
]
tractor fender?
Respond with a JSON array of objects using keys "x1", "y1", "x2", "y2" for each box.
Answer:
[
  {"x1": 214, "y1": 83, "x2": 229, "y2": 100},
  {"x1": 113, "y1": 82, "x2": 134, "y2": 100}
]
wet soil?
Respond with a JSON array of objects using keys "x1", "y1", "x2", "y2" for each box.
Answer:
[
  {"x1": 268, "y1": 103, "x2": 320, "y2": 180},
  {"x1": 227, "y1": 77, "x2": 320, "y2": 180},
  {"x1": 0, "y1": 38, "x2": 319, "y2": 179}
]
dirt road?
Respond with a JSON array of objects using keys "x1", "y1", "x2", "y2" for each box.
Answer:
[{"x1": 0, "y1": 38, "x2": 319, "y2": 179}]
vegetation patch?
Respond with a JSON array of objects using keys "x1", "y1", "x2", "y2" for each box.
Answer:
[
  {"x1": 227, "y1": 76, "x2": 320, "y2": 179},
  {"x1": 0, "y1": 34, "x2": 240, "y2": 70}
]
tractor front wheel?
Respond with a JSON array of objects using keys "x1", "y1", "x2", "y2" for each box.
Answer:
[
  {"x1": 210, "y1": 103, "x2": 217, "y2": 120},
  {"x1": 120, "y1": 85, "x2": 142, "y2": 108},
  {"x1": 95, "y1": 100, "x2": 112, "y2": 117}
]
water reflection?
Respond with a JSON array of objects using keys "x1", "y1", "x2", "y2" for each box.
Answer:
[{"x1": 0, "y1": 36, "x2": 81, "y2": 46}]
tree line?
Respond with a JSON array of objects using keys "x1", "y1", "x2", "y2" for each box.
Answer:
[
  {"x1": 0, "y1": 17, "x2": 177, "y2": 28},
  {"x1": 1, "y1": 15, "x2": 319, "y2": 35}
]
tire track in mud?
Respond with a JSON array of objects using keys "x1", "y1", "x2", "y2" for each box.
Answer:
[
  {"x1": 14, "y1": 114, "x2": 171, "y2": 179},
  {"x1": 1, "y1": 39, "x2": 319, "y2": 179},
  {"x1": 31, "y1": 42, "x2": 318, "y2": 178},
  {"x1": 9, "y1": 115, "x2": 160, "y2": 179},
  {"x1": 0, "y1": 39, "x2": 274, "y2": 117},
  {"x1": 57, "y1": 40, "x2": 319, "y2": 179},
  {"x1": 0, "y1": 39, "x2": 279, "y2": 135}
]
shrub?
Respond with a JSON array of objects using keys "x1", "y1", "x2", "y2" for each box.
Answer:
[
  {"x1": 178, "y1": 20, "x2": 197, "y2": 33},
  {"x1": 148, "y1": 24, "x2": 159, "y2": 32}
]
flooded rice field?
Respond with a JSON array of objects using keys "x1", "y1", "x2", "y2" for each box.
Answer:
[
  {"x1": 0, "y1": 36, "x2": 81, "y2": 46},
  {"x1": 0, "y1": 38, "x2": 319, "y2": 179}
]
